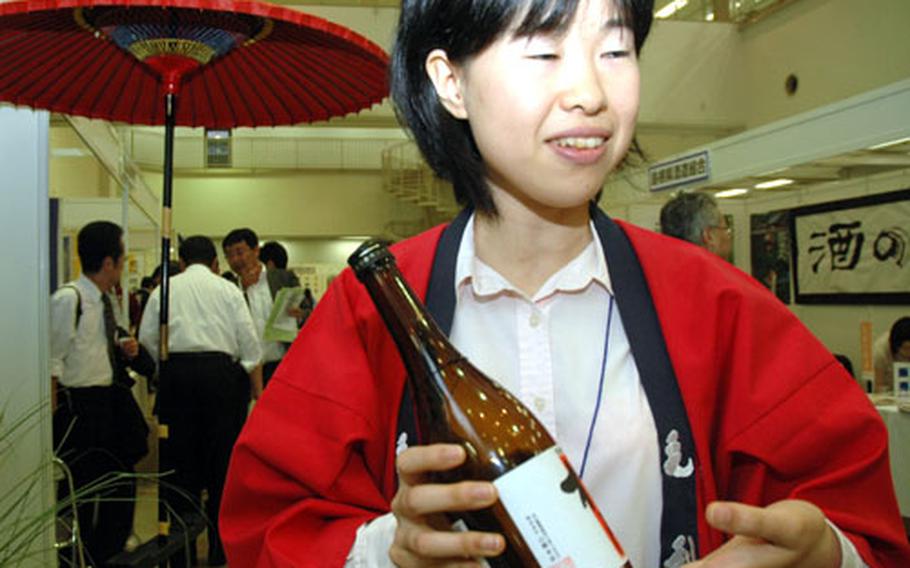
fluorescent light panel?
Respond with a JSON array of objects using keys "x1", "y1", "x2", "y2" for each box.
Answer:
[
  {"x1": 656, "y1": 0, "x2": 689, "y2": 18},
  {"x1": 754, "y1": 178, "x2": 794, "y2": 189},
  {"x1": 206, "y1": 129, "x2": 231, "y2": 140},
  {"x1": 869, "y1": 136, "x2": 910, "y2": 150},
  {"x1": 715, "y1": 188, "x2": 749, "y2": 198}
]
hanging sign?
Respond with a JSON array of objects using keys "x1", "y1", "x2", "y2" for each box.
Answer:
[{"x1": 648, "y1": 150, "x2": 711, "y2": 192}]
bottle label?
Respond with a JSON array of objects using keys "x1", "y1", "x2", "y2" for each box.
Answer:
[{"x1": 494, "y1": 446, "x2": 626, "y2": 568}]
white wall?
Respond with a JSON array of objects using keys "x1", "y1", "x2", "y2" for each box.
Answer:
[
  {"x1": 740, "y1": 0, "x2": 910, "y2": 129},
  {"x1": 284, "y1": 4, "x2": 401, "y2": 125},
  {"x1": 0, "y1": 106, "x2": 54, "y2": 566},
  {"x1": 146, "y1": 170, "x2": 425, "y2": 238},
  {"x1": 49, "y1": 124, "x2": 118, "y2": 199},
  {"x1": 639, "y1": 20, "x2": 746, "y2": 129}
]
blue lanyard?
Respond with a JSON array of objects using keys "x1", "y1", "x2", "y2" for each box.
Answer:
[{"x1": 579, "y1": 295, "x2": 615, "y2": 480}]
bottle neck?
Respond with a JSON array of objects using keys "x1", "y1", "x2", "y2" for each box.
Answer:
[{"x1": 359, "y1": 262, "x2": 462, "y2": 383}]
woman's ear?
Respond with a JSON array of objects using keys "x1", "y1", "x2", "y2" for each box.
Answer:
[{"x1": 425, "y1": 49, "x2": 468, "y2": 119}]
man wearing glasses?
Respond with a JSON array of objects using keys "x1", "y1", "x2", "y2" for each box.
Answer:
[{"x1": 660, "y1": 191, "x2": 733, "y2": 261}]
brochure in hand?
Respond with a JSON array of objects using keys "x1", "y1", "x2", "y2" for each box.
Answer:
[{"x1": 263, "y1": 286, "x2": 304, "y2": 342}]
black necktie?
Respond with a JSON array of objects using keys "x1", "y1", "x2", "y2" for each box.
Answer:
[{"x1": 102, "y1": 293, "x2": 118, "y2": 373}]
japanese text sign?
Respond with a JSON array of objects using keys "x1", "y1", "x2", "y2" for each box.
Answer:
[{"x1": 791, "y1": 189, "x2": 910, "y2": 304}]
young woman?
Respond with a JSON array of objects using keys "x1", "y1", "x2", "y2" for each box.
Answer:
[{"x1": 220, "y1": 1, "x2": 910, "y2": 566}]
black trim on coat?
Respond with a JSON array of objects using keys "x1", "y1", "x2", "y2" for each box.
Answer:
[{"x1": 591, "y1": 205, "x2": 700, "y2": 562}]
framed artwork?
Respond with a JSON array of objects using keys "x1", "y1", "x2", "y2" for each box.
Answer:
[
  {"x1": 790, "y1": 189, "x2": 910, "y2": 304},
  {"x1": 750, "y1": 209, "x2": 791, "y2": 304}
]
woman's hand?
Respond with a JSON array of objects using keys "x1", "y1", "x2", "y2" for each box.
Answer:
[
  {"x1": 389, "y1": 443, "x2": 505, "y2": 567},
  {"x1": 684, "y1": 500, "x2": 842, "y2": 568}
]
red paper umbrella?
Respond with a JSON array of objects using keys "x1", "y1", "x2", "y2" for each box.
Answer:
[{"x1": 0, "y1": 0, "x2": 389, "y2": 127}]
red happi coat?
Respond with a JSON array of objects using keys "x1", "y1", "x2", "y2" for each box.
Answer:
[{"x1": 221, "y1": 213, "x2": 910, "y2": 567}]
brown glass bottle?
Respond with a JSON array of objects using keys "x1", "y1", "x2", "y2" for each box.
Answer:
[{"x1": 349, "y1": 240, "x2": 630, "y2": 568}]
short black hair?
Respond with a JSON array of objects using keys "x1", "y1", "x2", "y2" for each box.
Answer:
[
  {"x1": 222, "y1": 228, "x2": 258, "y2": 250},
  {"x1": 179, "y1": 236, "x2": 217, "y2": 266},
  {"x1": 890, "y1": 317, "x2": 910, "y2": 355},
  {"x1": 140, "y1": 276, "x2": 155, "y2": 289},
  {"x1": 77, "y1": 221, "x2": 123, "y2": 274},
  {"x1": 390, "y1": 0, "x2": 654, "y2": 216},
  {"x1": 659, "y1": 192, "x2": 722, "y2": 245},
  {"x1": 260, "y1": 241, "x2": 289, "y2": 269},
  {"x1": 151, "y1": 261, "x2": 181, "y2": 282},
  {"x1": 833, "y1": 353, "x2": 854, "y2": 377}
]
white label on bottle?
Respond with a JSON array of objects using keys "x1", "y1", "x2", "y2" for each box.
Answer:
[{"x1": 494, "y1": 446, "x2": 626, "y2": 568}]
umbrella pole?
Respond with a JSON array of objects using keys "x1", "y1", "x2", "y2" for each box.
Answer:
[
  {"x1": 157, "y1": 91, "x2": 176, "y2": 566},
  {"x1": 158, "y1": 92, "x2": 175, "y2": 362}
]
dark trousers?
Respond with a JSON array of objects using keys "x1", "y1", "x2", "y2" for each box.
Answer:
[
  {"x1": 158, "y1": 353, "x2": 250, "y2": 566},
  {"x1": 262, "y1": 359, "x2": 281, "y2": 389},
  {"x1": 54, "y1": 386, "x2": 137, "y2": 567}
]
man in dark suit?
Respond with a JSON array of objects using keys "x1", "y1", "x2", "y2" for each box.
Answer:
[{"x1": 260, "y1": 240, "x2": 304, "y2": 309}]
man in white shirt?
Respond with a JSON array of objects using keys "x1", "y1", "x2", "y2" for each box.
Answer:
[
  {"x1": 50, "y1": 220, "x2": 142, "y2": 565},
  {"x1": 139, "y1": 236, "x2": 262, "y2": 567},
  {"x1": 222, "y1": 228, "x2": 294, "y2": 387}
]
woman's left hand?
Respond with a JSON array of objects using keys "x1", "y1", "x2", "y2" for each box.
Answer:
[{"x1": 684, "y1": 500, "x2": 841, "y2": 568}]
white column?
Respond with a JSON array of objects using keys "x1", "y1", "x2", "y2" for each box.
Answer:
[{"x1": 0, "y1": 105, "x2": 54, "y2": 567}]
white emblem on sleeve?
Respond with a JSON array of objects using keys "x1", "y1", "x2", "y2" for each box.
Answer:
[
  {"x1": 395, "y1": 432, "x2": 409, "y2": 456},
  {"x1": 663, "y1": 534, "x2": 696, "y2": 568},
  {"x1": 663, "y1": 429, "x2": 694, "y2": 478}
]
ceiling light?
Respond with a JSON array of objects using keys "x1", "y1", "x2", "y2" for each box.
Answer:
[
  {"x1": 754, "y1": 178, "x2": 794, "y2": 189},
  {"x1": 868, "y1": 136, "x2": 910, "y2": 150},
  {"x1": 206, "y1": 128, "x2": 231, "y2": 140},
  {"x1": 715, "y1": 188, "x2": 749, "y2": 198},
  {"x1": 656, "y1": 0, "x2": 689, "y2": 19}
]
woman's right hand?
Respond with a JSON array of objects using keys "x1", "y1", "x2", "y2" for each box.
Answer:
[{"x1": 389, "y1": 443, "x2": 505, "y2": 567}]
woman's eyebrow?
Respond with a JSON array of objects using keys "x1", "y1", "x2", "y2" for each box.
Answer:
[{"x1": 603, "y1": 17, "x2": 630, "y2": 30}]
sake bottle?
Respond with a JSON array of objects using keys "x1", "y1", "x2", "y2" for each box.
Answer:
[{"x1": 349, "y1": 240, "x2": 630, "y2": 568}]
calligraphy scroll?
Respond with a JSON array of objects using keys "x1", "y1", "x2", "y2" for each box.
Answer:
[{"x1": 791, "y1": 189, "x2": 910, "y2": 304}]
